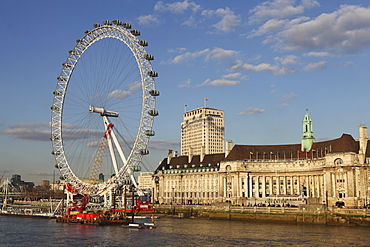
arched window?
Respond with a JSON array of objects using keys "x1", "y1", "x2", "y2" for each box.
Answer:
[{"x1": 334, "y1": 158, "x2": 343, "y2": 165}]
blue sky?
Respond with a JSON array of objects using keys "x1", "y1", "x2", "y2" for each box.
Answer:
[{"x1": 1, "y1": 0, "x2": 370, "y2": 184}]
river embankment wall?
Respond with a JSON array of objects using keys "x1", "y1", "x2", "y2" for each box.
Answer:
[{"x1": 154, "y1": 204, "x2": 370, "y2": 226}]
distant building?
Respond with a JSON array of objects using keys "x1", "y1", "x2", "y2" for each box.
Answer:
[
  {"x1": 41, "y1": 180, "x2": 50, "y2": 188},
  {"x1": 11, "y1": 174, "x2": 22, "y2": 186},
  {"x1": 181, "y1": 107, "x2": 225, "y2": 156},
  {"x1": 50, "y1": 181, "x2": 63, "y2": 190},
  {"x1": 138, "y1": 172, "x2": 154, "y2": 193},
  {"x1": 10, "y1": 174, "x2": 34, "y2": 189},
  {"x1": 154, "y1": 111, "x2": 370, "y2": 208}
]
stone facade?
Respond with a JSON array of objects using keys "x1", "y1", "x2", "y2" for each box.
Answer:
[
  {"x1": 181, "y1": 107, "x2": 225, "y2": 156},
  {"x1": 153, "y1": 126, "x2": 370, "y2": 208}
]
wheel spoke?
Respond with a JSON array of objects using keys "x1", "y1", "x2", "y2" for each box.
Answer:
[{"x1": 51, "y1": 20, "x2": 159, "y2": 196}]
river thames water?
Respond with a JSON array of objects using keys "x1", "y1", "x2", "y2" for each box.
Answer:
[{"x1": 1, "y1": 215, "x2": 370, "y2": 246}]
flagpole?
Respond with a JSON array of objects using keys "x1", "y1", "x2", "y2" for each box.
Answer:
[
  {"x1": 184, "y1": 104, "x2": 187, "y2": 113},
  {"x1": 204, "y1": 98, "x2": 208, "y2": 108}
]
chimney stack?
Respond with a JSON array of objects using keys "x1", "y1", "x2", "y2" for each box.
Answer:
[
  {"x1": 359, "y1": 125, "x2": 368, "y2": 155},
  {"x1": 225, "y1": 140, "x2": 233, "y2": 157},
  {"x1": 167, "y1": 149, "x2": 173, "y2": 165},
  {"x1": 188, "y1": 147, "x2": 193, "y2": 163},
  {"x1": 200, "y1": 146, "x2": 206, "y2": 162}
]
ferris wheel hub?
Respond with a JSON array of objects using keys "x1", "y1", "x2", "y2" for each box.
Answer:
[{"x1": 89, "y1": 106, "x2": 119, "y2": 117}]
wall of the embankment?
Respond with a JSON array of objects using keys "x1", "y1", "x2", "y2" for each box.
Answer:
[{"x1": 153, "y1": 204, "x2": 370, "y2": 226}]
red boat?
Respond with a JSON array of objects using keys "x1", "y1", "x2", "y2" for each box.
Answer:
[{"x1": 112, "y1": 200, "x2": 155, "y2": 213}]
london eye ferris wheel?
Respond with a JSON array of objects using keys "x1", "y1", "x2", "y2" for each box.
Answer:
[{"x1": 51, "y1": 20, "x2": 159, "y2": 197}]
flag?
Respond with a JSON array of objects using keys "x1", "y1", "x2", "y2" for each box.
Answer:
[
  {"x1": 204, "y1": 98, "x2": 208, "y2": 101},
  {"x1": 185, "y1": 104, "x2": 187, "y2": 107}
]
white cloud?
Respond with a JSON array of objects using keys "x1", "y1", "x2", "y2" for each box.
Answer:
[
  {"x1": 182, "y1": 16, "x2": 197, "y2": 27},
  {"x1": 169, "y1": 47, "x2": 239, "y2": 64},
  {"x1": 283, "y1": 92, "x2": 298, "y2": 100},
  {"x1": 250, "y1": 19, "x2": 287, "y2": 37},
  {"x1": 128, "y1": 81, "x2": 141, "y2": 91},
  {"x1": 178, "y1": 79, "x2": 192, "y2": 88},
  {"x1": 238, "y1": 107, "x2": 265, "y2": 115},
  {"x1": 222, "y1": 72, "x2": 242, "y2": 79},
  {"x1": 277, "y1": 5, "x2": 370, "y2": 54},
  {"x1": 304, "y1": 51, "x2": 330, "y2": 57},
  {"x1": 250, "y1": 16, "x2": 310, "y2": 37},
  {"x1": 106, "y1": 82, "x2": 140, "y2": 99},
  {"x1": 249, "y1": 0, "x2": 319, "y2": 23},
  {"x1": 274, "y1": 55, "x2": 299, "y2": 65},
  {"x1": 137, "y1": 14, "x2": 160, "y2": 26},
  {"x1": 202, "y1": 7, "x2": 241, "y2": 33},
  {"x1": 2, "y1": 122, "x2": 51, "y2": 141},
  {"x1": 302, "y1": 60, "x2": 327, "y2": 72},
  {"x1": 344, "y1": 61, "x2": 355, "y2": 67},
  {"x1": 107, "y1": 89, "x2": 131, "y2": 99},
  {"x1": 168, "y1": 47, "x2": 187, "y2": 53},
  {"x1": 194, "y1": 72, "x2": 247, "y2": 87},
  {"x1": 154, "y1": 0, "x2": 200, "y2": 14},
  {"x1": 230, "y1": 59, "x2": 296, "y2": 75},
  {"x1": 196, "y1": 78, "x2": 240, "y2": 87}
]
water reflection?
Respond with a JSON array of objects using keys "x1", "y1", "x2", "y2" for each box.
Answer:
[{"x1": 1, "y1": 216, "x2": 369, "y2": 246}]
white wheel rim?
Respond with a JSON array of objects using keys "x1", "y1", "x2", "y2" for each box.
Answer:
[{"x1": 51, "y1": 21, "x2": 158, "y2": 195}]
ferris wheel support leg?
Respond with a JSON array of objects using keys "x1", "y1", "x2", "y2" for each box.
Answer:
[
  {"x1": 107, "y1": 135, "x2": 119, "y2": 175},
  {"x1": 108, "y1": 127, "x2": 140, "y2": 189},
  {"x1": 103, "y1": 116, "x2": 119, "y2": 175},
  {"x1": 109, "y1": 128, "x2": 128, "y2": 166}
]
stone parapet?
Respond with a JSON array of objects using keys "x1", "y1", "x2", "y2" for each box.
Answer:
[{"x1": 154, "y1": 204, "x2": 370, "y2": 226}]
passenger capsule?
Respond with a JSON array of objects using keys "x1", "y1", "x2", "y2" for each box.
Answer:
[
  {"x1": 138, "y1": 40, "x2": 148, "y2": 46},
  {"x1": 57, "y1": 76, "x2": 67, "y2": 81},
  {"x1": 112, "y1": 19, "x2": 120, "y2": 25},
  {"x1": 149, "y1": 89, "x2": 160, "y2": 96},
  {"x1": 51, "y1": 105, "x2": 60, "y2": 111},
  {"x1": 103, "y1": 20, "x2": 112, "y2": 25},
  {"x1": 69, "y1": 50, "x2": 79, "y2": 55},
  {"x1": 76, "y1": 39, "x2": 83, "y2": 44},
  {"x1": 144, "y1": 130, "x2": 155, "y2": 136},
  {"x1": 148, "y1": 71, "x2": 158, "y2": 77},
  {"x1": 84, "y1": 30, "x2": 92, "y2": 35},
  {"x1": 148, "y1": 109, "x2": 159, "y2": 116},
  {"x1": 93, "y1": 23, "x2": 101, "y2": 28},
  {"x1": 62, "y1": 62, "x2": 72, "y2": 68},
  {"x1": 122, "y1": 22, "x2": 132, "y2": 29},
  {"x1": 50, "y1": 135, "x2": 59, "y2": 141},
  {"x1": 53, "y1": 90, "x2": 62, "y2": 96},
  {"x1": 144, "y1": 54, "x2": 154, "y2": 60},
  {"x1": 55, "y1": 164, "x2": 63, "y2": 169},
  {"x1": 51, "y1": 150, "x2": 61, "y2": 156},
  {"x1": 130, "y1": 29, "x2": 140, "y2": 36}
]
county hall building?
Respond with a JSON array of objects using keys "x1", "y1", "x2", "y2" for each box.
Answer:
[{"x1": 152, "y1": 108, "x2": 370, "y2": 208}]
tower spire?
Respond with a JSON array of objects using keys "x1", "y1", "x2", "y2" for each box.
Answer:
[{"x1": 301, "y1": 108, "x2": 314, "y2": 152}]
